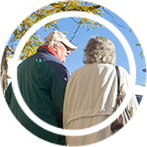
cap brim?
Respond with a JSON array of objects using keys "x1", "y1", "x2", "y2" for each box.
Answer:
[{"x1": 62, "y1": 40, "x2": 77, "y2": 51}]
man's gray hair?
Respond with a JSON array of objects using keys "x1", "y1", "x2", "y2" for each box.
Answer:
[
  {"x1": 43, "y1": 36, "x2": 61, "y2": 47},
  {"x1": 83, "y1": 36, "x2": 116, "y2": 65}
]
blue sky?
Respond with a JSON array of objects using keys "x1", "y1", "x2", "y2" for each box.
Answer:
[{"x1": 35, "y1": 9, "x2": 146, "y2": 86}]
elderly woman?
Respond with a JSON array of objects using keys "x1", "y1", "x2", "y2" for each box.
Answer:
[{"x1": 63, "y1": 36, "x2": 138, "y2": 146}]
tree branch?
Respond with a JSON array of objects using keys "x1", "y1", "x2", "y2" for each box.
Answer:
[
  {"x1": 70, "y1": 23, "x2": 82, "y2": 42},
  {"x1": 114, "y1": 0, "x2": 147, "y2": 42},
  {"x1": 67, "y1": 0, "x2": 113, "y2": 15},
  {"x1": 102, "y1": 7, "x2": 126, "y2": 28},
  {"x1": 5, "y1": 46, "x2": 15, "y2": 54},
  {"x1": 6, "y1": 0, "x2": 113, "y2": 15}
]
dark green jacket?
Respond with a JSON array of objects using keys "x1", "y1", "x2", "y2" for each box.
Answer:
[{"x1": 5, "y1": 47, "x2": 70, "y2": 145}]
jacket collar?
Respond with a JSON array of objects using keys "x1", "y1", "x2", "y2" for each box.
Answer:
[{"x1": 39, "y1": 45, "x2": 59, "y2": 59}]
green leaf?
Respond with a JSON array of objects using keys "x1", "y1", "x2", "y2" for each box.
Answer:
[{"x1": 136, "y1": 44, "x2": 141, "y2": 46}]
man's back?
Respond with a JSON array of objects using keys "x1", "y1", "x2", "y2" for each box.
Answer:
[{"x1": 5, "y1": 47, "x2": 70, "y2": 145}]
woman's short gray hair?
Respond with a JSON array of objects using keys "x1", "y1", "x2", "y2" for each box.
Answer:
[{"x1": 83, "y1": 36, "x2": 116, "y2": 65}]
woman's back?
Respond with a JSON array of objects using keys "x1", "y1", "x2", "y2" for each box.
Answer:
[
  {"x1": 63, "y1": 36, "x2": 138, "y2": 146},
  {"x1": 63, "y1": 64, "x2": 138, "y2": 146}
]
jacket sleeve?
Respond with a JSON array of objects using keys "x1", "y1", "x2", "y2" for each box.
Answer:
[
  {"x1": 48, "y1": 66, "x2": 68, "y2": 146},
  {"x1": 62, "y1": 78, "x2": 71, "y2": 129},
  {"x1": 4, "y1": 82, "x2": 13, "y2": 106},
  {"x1": 51, "y1": 77, "x2": 66, "y2": 127},
  {"x1": 120, "y1": 68, "x2": 146, "y2": 147}
]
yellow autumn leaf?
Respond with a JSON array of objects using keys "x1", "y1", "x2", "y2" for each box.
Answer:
[{"x1": 7, "y1": 0, "x2": 147, "y2": 58}]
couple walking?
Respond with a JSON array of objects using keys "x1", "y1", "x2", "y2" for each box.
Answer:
[{"x1": 2, "y1": 31, "x2": 146, "y2": 147}]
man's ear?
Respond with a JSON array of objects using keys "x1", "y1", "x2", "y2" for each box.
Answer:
[{"x1": 52, "y1": 44, "x2": 57, "y2": 51}]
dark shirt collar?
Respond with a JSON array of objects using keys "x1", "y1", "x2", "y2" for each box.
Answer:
[{"x1": 40, "y1": 45, "x2": 59, "y2": 59}]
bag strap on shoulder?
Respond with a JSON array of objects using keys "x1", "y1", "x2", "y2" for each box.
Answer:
[{"x1": 115, "y1": 66, "x2": 121, "y2": 101}]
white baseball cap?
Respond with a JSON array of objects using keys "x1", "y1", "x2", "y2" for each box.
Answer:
[{"x1": 44, "y1": 31, "x2": 77, "y2": 51}]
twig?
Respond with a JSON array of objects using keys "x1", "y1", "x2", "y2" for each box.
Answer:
[
  {"x1": 102, "y1": 8, "x2": 125, "y2": 28},
  {"x1": 67, "y1": 0, "x2": 113, "y2": 15},
  {"x1": 70, "y1": 23, "x2": 82, "y2": 42},
  {"x1": 6, "y1": 0, "x2": 113, "y2": 15},
  {"x1": 5, "y1": 46, "x2": 15, "y2": 54}
]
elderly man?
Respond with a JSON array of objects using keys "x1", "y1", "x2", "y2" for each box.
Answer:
[{"x1": 4, "y1": 31, "x2": 77, "y2": 145}]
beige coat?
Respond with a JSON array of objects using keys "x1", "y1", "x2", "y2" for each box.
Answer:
[{"x1": 63, "y1": 63, "x2": 138, "y2": 146}]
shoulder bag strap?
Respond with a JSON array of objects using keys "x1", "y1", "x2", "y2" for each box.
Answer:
[{"x1": 115, "y1": 66, "x2": 121, "y2": 101}]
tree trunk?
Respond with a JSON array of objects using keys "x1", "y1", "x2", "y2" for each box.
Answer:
[{"x1": 0, "y1": 0, "x2": 7, "y2": 145}]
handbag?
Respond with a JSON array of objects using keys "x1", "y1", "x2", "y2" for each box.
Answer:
[{"x1": 111, "y1": 66, "x2": 135, "y2": 141}]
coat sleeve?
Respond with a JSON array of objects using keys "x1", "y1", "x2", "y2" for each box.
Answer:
[
  {"x1": 51, "y1": 76, "x2": 66, "y2": 127},
  {"x1": 48, "y1": 65, "x2": 69, "y2": 146},
  {"x1": 4, "y1": 82, "x2": 13, "y2": 106},
  {"x1": 62, "y1": 80, "x2": 71, "y2": 145},
  {"x1": 120, "y1": 68, "x2": 146, "y2": 147}
]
